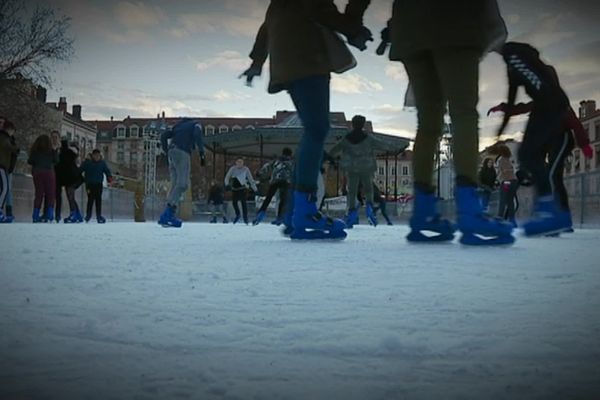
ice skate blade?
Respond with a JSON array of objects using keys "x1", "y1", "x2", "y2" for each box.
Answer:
[
  {"x1": 160, "y1": 221, "x2": 182, "y2": 228},
  {"x1": 459, "y1": 232, "x2": 515, "y2": 246},
  {"x1": 290, "y1": 228, "x2": 347, "y2": 240},
  {"x1": 406, "y1": 229, "x2": 454, "y2": 243},
  {"x1": 523, "y1": 226, "x2": 570, "y2": 237}
]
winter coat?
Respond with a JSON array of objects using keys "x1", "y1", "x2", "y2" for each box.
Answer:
[
  {"x1": 329, "y1": 130, "x2": 391, "y2": 174},
  {"x1": 249, "y1": 0, "x2": 370, "y2": 93},
  {"x1": 478, "y1": 165, "x2": 497, "y2": 190},
  {"x1": 55, "y1": 142, "x2": 82, "y2": 187},
  {"x1": 496, "y1": 156, "x2": 516, "y2": 182},
  {"x1": 28, "y1": 149, "x2": 58, "y2": 171},
  {"x1": 208, "y1": 184, "x2": 225, "y2": 204},
  {"x1": 81, "y1": 159, "x2": 112, "y2": 185},
  {"x1": 161, "y1": 118, "x2": 205, "y2": 156},
  {"x1": 0, "y1": 130, "x2": 18, "y2": 171},
  {"x1": 225, "y1": 166, "x2": 258, "y2": 192},
  {"x1": 260, "y1": 155, "x2": 293, "y2": 184},
  {"x1": 389, "y1": 0, "x2": 506, "y2": 60}
]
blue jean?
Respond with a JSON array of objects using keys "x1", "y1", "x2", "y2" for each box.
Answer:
[
  {"x1": 288, "y1": 75, "x2": 330, "y2": 193},
  {"x1": 167, "y1": 147, "x2": 191, "y2": 205}
]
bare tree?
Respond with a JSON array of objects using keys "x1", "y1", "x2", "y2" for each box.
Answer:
[
  {"x1": 0, "y1": 0, "x2": 74, "y2": 168},
  {"x1": 0, "y1": 0, "x2": 74, "y2": 86}
]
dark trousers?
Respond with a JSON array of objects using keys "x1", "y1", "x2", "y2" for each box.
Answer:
[
  {"x1": 497, "y1": 179, "x2": 519, "y2": 220},
  {"x1": 288, "y1": 75, "x2": 330, "y2": 193},
  {"x1": 33, "y1": 169, "x2": 56, "y2": 209},
  {"x1": 65, "y1": 185, "x2": 79, "y2": 214},
  {"x1": 86, "y1": 183, "x2": 103, "y2": 218},
  {"x1": 548, "y1": 130, "x2": 574, "y2": 211},
  {"x1": 258, "y1": 181, "x2": 289, "y2": 217},
  {"x1": 232, "y1": 189, "x2": 248, "y2": 222},
  {"x1": 0, "y1": 167, "x2": 8, "y2": 209},
  {"x1": 518, "y1": 107, "x2": 566, "y2": 198}
]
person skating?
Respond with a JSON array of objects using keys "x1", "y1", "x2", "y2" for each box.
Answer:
[
  {"x1": 253, "y1": 147, "x2": 293, "y2": 225},
  {"x1": 478, "y1": 158, "x2": 497, "y2": 213},
  {"x1": 386, "y1": 0, "x2": 513, "y2": 245},
  {"x1": 489, "y1": 96, "x2": 592, "y2": 234},
  {"x1": 495, "y1": 42, "x2": 593, "y2": 236},
  {"x1": 240, "y1": 0, "x2": 372, "y2": 240},
  {"x1": 207, "y1": 180, "x2": 228, "y2": 224},
  {"x1": 329, "y1": 115, "x2": 396, "y2": 228},
  {"x1": 0, "y1": 118, "x2": 19, "y2": 223},
  {"x1": 81, "y1": 149, "x2": 113, "y2": 223},
  {"x1": 159, "y1": 118, "x2": 205, "y2": 228},
  {"x1": 224, "y1": 158, "x2": 258, "y2": 225},
  {"x1": 28, "y1": 134, "x2": 59, "y2": 223},
  {"x1": 55, "y1": 140, "x2": 84, "y2": 223},
  {"x1": 488, "y1": 144, "x2": 518, "y2": 226}
]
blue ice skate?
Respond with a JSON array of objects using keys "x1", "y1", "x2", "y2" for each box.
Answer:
[
  {"x1": 523, "y1": 197, "x2": 571, "y2": 237},
  {"x1": 406, "y1": 188, "x2": 455, "y2": 242},
  {"x1": 344, "y1": 208, "x2": 359, "y2": 229},
  {"x1": 97, "y1": 216, "x2": 106, "y2": 224},
  {"x1": 45, "y1": 207, "x2": 54, "y2": 223},
  {"x1": 456, "y1": 186, "x2": 514, "y2": 245},
  {"x1": 64, "y1": 210, "x2": 83, "y2": 223},
  {"x1": 222, "y1": 216, "x2": 228, "y2": 224},
  {"x1": 32, "y1": 208, "x2": 42, "y2": 223},
  {"x1": 209, "y1": 216, "x2": 217, "y2": 223},
  {"x1": 0, "y1": 210, "x2": 12, "y2": 223},
  {"x1": 290, "y1": 191, "x2": 346, "y2": 240},
  {"x1": 232, "y1": 215, "x2": 240, "y2": 224},
  {"x1": 158, "y1": 205, "x2": 182, "y2": 228},
  {"x1": 366, "y1": 202, "x2": 378, "y2": 226},
  {"x1": 253, "y1": 210, "x2": 266, "y2": 225}
]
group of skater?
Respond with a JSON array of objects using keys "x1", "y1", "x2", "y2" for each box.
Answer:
[
  {"x1": 158, "y1": 0, "x2": 592, "y2": 245},
  {"x1": 3, "y1": 0, "x2": 593, "y2": 247},
  {"x1": 0, "y1": 120, "x2": 113, "y2": 224}
]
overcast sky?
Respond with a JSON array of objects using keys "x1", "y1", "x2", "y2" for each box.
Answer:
[{"x1": 40, "y1": 0, "x2": 600, "y2": 148}]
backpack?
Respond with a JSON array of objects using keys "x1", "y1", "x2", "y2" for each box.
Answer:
[{"x1": 271, "y1": 158, "x2": 292, "y2": 183}]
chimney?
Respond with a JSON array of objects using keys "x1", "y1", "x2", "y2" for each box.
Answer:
[
  {"x1": 36, "y1": 86, "x2": 47, "y2": 103},
  {"x1": 58, "y1": 97, "x2": 67, "y2": 112},
  {"x1": 161, "y1": 111, "x2": 165, "y2": 119},
  {"x1": 72, "y1": 105, "x2": 82, "y2": 119},
  {"x1": 579, "y1": 100, "x2": 597, "y2": 119},
  {"x1": 110, "y1": 116, "x2": 114, "y2": 122}
]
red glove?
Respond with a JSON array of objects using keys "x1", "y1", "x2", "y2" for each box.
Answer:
[
  {"x1": 107, "y1": 176, "x2": 114, "y2": 185},
  {"x1": 582, "y1": 144, "x2": 593, "y2": 159}
]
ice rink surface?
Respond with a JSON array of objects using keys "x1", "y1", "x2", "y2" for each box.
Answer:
[{"x1": 1, "y1": 222, "x2": 599, "y2": 399}]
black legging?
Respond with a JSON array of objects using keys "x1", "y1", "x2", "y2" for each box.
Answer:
[
  {"x1": 65, "y1": 185, "x2": 80, "y2": 214},
  {"x1": 498, "y1": 179, "x2": 519, "y2": 220},
  {"x1": 547, "y1": 130, "x2": 574, "y2": 211},
  {"x1": 232, "y1": 189, "x2": 248, "y2": 222},
  {"x1": 258, "y1": 181, "x2": 289, "y2": 217},
  {"x1": 518, "y1": 106, "x2": 566, "y2": 198},
  {"x1": 86, "y1": 183, "x2": 103, "y2": 218}
]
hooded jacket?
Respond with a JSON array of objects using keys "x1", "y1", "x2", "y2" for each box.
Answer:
[
  {"x1": 161, "y1": 118, "x2": 205, "y2": 156},
  {"x1": 249, "y1": 0, "x2": 370, "y2": 93},
  {"x1": 329, "y1": 130, "x2": 393, "y2": 174}
]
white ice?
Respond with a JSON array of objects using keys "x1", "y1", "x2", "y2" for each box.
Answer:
[{"x1": 1, "y1": 223, "x2": 599, "y2": 399}]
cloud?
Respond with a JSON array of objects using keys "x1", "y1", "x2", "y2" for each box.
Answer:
[
  {"x1": 195, "y1": 51, "x2": 249, "y2": 73},
  {"x1": 331, "y1": 74, "x2": 383, "y2": 94},
  {"x1": 172, "y1": 12, "x2": 262, "y2": 38},
  {"x1": 385, "y1": 65, "x2": 406, "y2": 81},
  {"x1": 114, "y1": 2, "x2": 167, "y2": 29},
  {"x1": 212, "y1": 90, "x2": 251, "y2": 102}
]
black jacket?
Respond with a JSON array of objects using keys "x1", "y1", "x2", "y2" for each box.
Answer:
[
  {"x1": 55, "y1": 142, "x2": 82, "y2": 187},
  {"x1": 478, "y1": 166, "x2": 497, "y2": 190}
]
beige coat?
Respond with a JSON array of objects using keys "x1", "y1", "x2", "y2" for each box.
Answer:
[{"x1": 250, "y1": 0, "x2": 370, "y2": 93}]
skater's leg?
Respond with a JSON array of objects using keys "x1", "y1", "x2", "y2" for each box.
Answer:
[
  {"x1": 277, "y1": 182, "x2": 289, "y2": 218},
  {"x1": 86, "y1": 185, "x2": 94, "y2": 220},
  {"x1": 0, "y1": 168, "x2": 7, "y2": 210},
  {"x1": 259, "y1": 183, "x2": 279, "y2": 212},
  {"x1": 32, "y1": 171, "x2": 44, "y2": 210},
  {"x1": 403, "y1": 51, "x2": 445, "y2": 190},
  {"x1": 231, "y1": 191, "x2": 241, "y2": 219},
  {"x1": 241, "y1": 189, "x2": 248, "y2": 223},
  {"x1": 346, "y1": 173, "x2": 360, "y2": 210},
  {"x1": 548, "y1": 130, "x2": 574, "y2": 211},
  {"x1": 95, "y1": 184, "x2": 103, "y2": 218},
  {"x1": 166, "y1": 148, "x2": 190, "y2": 208}
]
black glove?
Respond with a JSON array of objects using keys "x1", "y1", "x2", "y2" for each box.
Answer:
[
  {"x1": 347, "y1": 26, "x2": 373, "y2": 51},
  {"x1": 375, "y1": 27, "x2": 390, "y2": 55},
  {"x1": 200, "y1": 154, "x2": 206, "y2": 166},
  {"x1": 238, "y1": 63, "x2": 262, "y2": 87}
]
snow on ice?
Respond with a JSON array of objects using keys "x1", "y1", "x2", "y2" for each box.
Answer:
[{"x1": 1, "y1": 222, "x2": 599, "y2": 399}]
